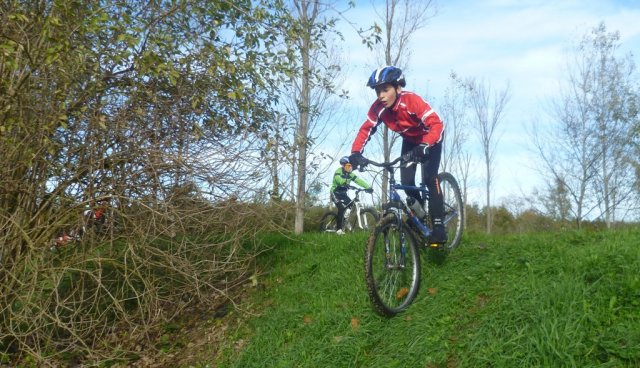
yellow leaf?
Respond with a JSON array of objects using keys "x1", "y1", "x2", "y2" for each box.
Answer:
[
  {"x1": 303, "y1": 315, "x2": 313, "y2": 324},
  {"x1": 396, "y1": 287, "x2": 409, "y2": 300},
  {"x1": 350, "y1": 317, "x2": 360, "y2": 330}
]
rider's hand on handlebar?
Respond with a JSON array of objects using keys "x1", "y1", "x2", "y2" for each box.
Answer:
[
  {"x1": 365, "y1": 188, "x2": 373, "y2": 193},
  {"x1": 349, "y1": 152, "x2": 368, "y2": 169},
  {"x1": 401, "y1": 144, "x2": 429, "y2": 164},
  {"x1": 412, "y1": 144, "x2": 429, "y2": 161}
]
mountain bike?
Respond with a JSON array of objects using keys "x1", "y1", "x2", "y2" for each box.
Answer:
[
  {"x1": 360, "y1": 155, "x2": 464, "y2": 317},
  {"x1": 319, "y1": 186, "x2": 379, "y2": 233}
]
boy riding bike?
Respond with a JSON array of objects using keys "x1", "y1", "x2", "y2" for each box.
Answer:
[
  {"x1": 330, "y1": 156, "x2": 373, "y2": 235},
  {"x1": 349, "y1": 66, "x2": 447, "y2": 244}
]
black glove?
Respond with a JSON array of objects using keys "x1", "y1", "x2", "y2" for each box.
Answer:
[
  {"x1": 349, "y1": 152, "x2": 364, "y2": 166},
  {"x1": 365, "y1": 187, "x2": 373, "y2": 193},
  {"x1": 411, "y1": 144, "x2": 429, "y2": 162}
]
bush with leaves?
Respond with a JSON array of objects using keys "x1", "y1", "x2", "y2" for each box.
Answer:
[{"x1": 0, "y1": 0, "x2": 295, "y2": 364}]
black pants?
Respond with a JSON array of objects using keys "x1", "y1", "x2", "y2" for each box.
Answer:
[
  {"x1": 331, "y1": 190, "x2": 351, "y2": 230},
  {"x1": 400, "y1": 140, "x2": 444, "y2": 220}
]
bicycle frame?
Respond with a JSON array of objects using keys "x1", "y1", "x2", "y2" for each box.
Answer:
[
  {"x1": 389, "y1": 183, "x2": 432, "y2": 238},
  {"x1": 368, "y1": 156, "x2": 440, "y2": 238}
]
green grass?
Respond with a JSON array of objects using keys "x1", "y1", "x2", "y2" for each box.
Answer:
[{"x1": 204, "y1": 228, "x2": 640, "y2": 368}]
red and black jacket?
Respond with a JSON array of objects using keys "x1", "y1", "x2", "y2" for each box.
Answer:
[{"x1": 351, "y1": 91, "x2": 444, "y2": 153}]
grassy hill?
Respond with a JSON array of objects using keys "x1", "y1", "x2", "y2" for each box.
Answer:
[{"x1": 176, "y1": 228, "x2": 640, "y2": 367}]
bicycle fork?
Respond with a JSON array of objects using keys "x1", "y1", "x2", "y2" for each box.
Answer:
[
  {"x1": 355, "y1": 207, "x2": 372, "y2": 229},
  {"x1": 384, "y1": 222, "x2": 407, "y2": 270}
]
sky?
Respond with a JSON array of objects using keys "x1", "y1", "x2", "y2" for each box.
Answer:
[{"x1": 327, "y1": 0, "x2": 640, "y2": 208}]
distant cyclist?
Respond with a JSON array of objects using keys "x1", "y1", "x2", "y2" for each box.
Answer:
[
  {"x1": 349, "y1": 66, "x2": 447, "y2": 244},
  {"x1": 82, "y1": 198, "x2": 109, "y2": 235},
  {"x1": 329, "y1": 156, "x2": 373, "y2": 235},
  {"x1": 92, "y1": 199, "x2": 108, "y2": 229}
]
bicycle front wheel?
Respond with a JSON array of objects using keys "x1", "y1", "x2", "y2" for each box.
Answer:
[
  {"x1": 348, "y1": 208, "x2": 379, "y2": 231},
  {"x1": 319, "y1": 211, "x2": 339, "y2": 232},
  {"x1": 364, "y1": 213, "x2": 421, "y2": 317},
  {"x1": 438, "y1": 172, "x2": 464, "y2": 251}
]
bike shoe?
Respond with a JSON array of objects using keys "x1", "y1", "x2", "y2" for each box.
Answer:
[
  {"x1": 336, "y1": 229, "x2": 345, "y2": 235},
  {"x1": 428, "y1": 224, "x2": 448, "y2": 244}
]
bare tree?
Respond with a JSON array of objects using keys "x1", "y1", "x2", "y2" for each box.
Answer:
[
  {"x1": 466, "y1": 78, "x2": 511, "y2": 233},
  {"x1": 541, "y1": 177, "x2": 573, "y2": 222},
  {"x1": 583, "y1": 23, "x2": 638, "y2": 227},
  {"x1": 632, "y1": 121, "x2": 640, "y2": 217},
  {"x1": 531, "y1": 22, "x2": 639, "y2": 227},
  {"x1": 440, "y1": 72, "x2": 472, "y2": 228},
  {"x1": 531, "y1": 82, "x2": 600, "y2": 228}
]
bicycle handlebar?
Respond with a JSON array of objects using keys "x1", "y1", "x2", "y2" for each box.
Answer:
[
  {"x1": 347, "y1": 185, "x2": 373, "y2": 193},
  {"x1": 357, "y1": 154, "x2": 412, "y2": 171}
]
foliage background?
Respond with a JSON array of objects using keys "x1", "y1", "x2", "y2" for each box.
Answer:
[{"x1": 1, "y1": 1, "x2": 295, "y2": 364}]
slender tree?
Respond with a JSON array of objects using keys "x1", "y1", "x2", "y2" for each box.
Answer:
[
  {"x1": 267, "y1": 1, "x2": 387, "y2": 212},
  {"x1": 583, "y1": 23, "x2": 638, "y2": 227},
  {"x1": 284, "y1": 0, "x2": 348, "y2": 234},
  {"x1": 440, "y1": 72, "x2": 472, "y2": 229},
  {"x1": 466, "y1": 78, "x2": 511, "y2": 234}
]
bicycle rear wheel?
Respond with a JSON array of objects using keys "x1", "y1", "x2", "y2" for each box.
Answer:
[
  {"x1": 364, "y1": 213, "x2": 421, "y2": 317},
  {"x1": 319, "y1": 211, "x2": 339, "y2": 232},
  {"x1": 438, "y1": 172, "x2": 464, "y2": 251}
]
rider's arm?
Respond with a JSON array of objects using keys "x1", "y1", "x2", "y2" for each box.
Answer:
[
  {"x1": 405, "y1": 93, "x2": 444, "y2": 146},
  {"x1": 350, "y1": 172, "x2": 371, "y2": 190},
  {"x1": 351, "y1": 101, "x2": 385, "y2": 154}
]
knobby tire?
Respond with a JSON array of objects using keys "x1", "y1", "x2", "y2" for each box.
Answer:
[
  {"x1": 437, "y1": 172, "x2": 464, "y2": 251},
  {"x1": 364, "y1": 213, "x2": 421, "y2": 317},
  {"x1": 319, "y1": 211, "x2": 339, "y2": 232}
]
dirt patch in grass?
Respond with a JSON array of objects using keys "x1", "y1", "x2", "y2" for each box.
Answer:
[{"x1": 128, "y1": 285, "x2": 258, "y2": 368}]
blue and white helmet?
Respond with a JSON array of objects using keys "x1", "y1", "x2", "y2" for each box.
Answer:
[
  {"x1": 366, "y1": 66, "x2": 406, "y2": 89},
  {"x1": 339, "y1": 156, "x2": 350, "y2": 165}
]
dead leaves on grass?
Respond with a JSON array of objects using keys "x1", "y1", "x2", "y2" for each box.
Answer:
[{"x1": 333, "y1": 316, "x2": 361, "y2": 343}]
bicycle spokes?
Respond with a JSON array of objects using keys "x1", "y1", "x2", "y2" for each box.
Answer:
[
  {"x1": 443, "y1": 204, "x2": 457, "y2": 225},
  {"x1": 383, "y1": 228, "x2": 406, "y2": 270}
]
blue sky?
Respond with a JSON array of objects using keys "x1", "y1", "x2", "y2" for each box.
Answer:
[{"x1": 330, "y1": 0, "x2": 640, "y2": 207}]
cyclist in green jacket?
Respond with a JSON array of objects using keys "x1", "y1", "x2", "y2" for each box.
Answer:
[{"x1": 330, "y1": 156, "x2": 373, "y2": 235}]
